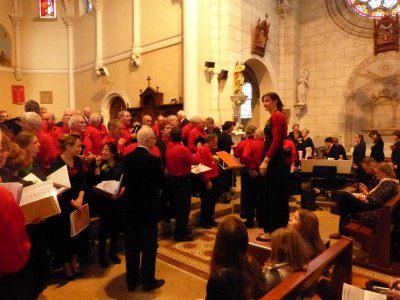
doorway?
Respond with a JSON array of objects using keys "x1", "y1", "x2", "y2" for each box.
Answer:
[{"x1": 109, "y1": 97, "x2": 127, "y2": 120}]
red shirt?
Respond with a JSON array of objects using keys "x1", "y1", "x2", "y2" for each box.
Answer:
[
  {"x1": 37, "y1": 130, "x2": 58, "y2": 173},
  {"x1": 233, "y1": 137, "x2": 254, "y2": 159},
  {"x1": 123, "y1": 142, "x2": 162, "y2": 158},
  {"x1": 101, "y1": 124, "x2": 108, "y2": 135},
  {"x1": 152, "y1": 124, "x2": 160, "y2": 138},
  {"x1": 188, "y1": 127, "x2": 206, "y2": 153},
  {"x1": 0, "y1": 187, "x2": 31, "y2": 274},
  {"x1": 101, "y1": 134, "x2": 125, "y2": 155},
  {"x1": 241, "y1": 139, "x2": 264, "y2": 170},
  {"x1": 166, "y1": 142, "x2": 200, "y2": 176},
  {"x1": 266, "y1": 111, "x2": 288, "y2": 159},
  {"x1": 283, "y1": 138, "x2": 297, "y2": 166},
  {"x1": 196, "y1": 144, "x2": 219, "y2": 182},
  {"x1": 182, "y1": 123, "x2": 195, "y2": 145},
  {"x1": 84, "y1": 125, "x2": 103, "y2": 155},
  {"x1": 121, "y1": 125, "x2": 132, "y2": 143}
]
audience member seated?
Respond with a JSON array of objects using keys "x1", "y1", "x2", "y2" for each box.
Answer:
[
  {"x1": 358, "y1": 157, "x2": 378, "y2": 189},
  {"x1": 263, "y1": 227, "x2": 308, "y2": 292},
  {"x1": 288, "y1": 209, "x2": 326, "y2": 261},
  {"x1": 205, "y1": 216, "x2": 266, "y2": 300},
  {"x1": 329, "y1": 162, "x2": 398, "y2": 239}
]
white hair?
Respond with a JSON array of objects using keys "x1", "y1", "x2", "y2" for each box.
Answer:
[
  {"x1": 68, "y1": 115, "x2": 84, "y2": 128},
  {"x1": 177, "y1": 110, "x2": 186, "y2": 118},
  {"x1": 137, "y1": 125, "x2": 155, "y2": 146},
  {"x1": 89, "y1": 113, "x2": 102, "y2": 125},
  {"x1": 20, "y1": 112, "x2": 42, "y2": 133}
]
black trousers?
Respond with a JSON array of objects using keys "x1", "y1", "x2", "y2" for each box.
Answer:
[
  {"x1": 240, "y1": 168, "x2": 262, "y2": 221},
  {"x1": 169, "y1": 176, "x2": 192, "y2": 238},
  {"x1": 199, "y1": 177, "x2": 221, "y2": 226},
  {"x1": 335, "y1": 191, "x2": 370, "y2": 233},
  {"x1": 98, "y1": 198, "x2": 122, "y2": 257},
  {"x1": 123, "y1": 201, "x2": 158, "y2": 285}
]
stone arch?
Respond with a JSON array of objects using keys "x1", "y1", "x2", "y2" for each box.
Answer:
[
  {"x1": 344, "y1": 51, "x2": 400, "y2": 154},
  {"x1": 100, "y1": 91, "x2": 130, "y2": 126},
  {"x1": 243, "y1": 56, "x2": 276, "y2": 128}
]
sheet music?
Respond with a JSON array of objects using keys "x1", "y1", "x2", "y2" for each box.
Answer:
[
  {"x1": 191, "y1": 164, "x2": 212, "y2": 174},
  {"x1": 23, "y1": 173, "x2": 43, "y2": 184},
  {"x1": 342, "y1": 283, "x2": 386, "y2": 300},
  {"x1": 47, "y1": 165, "x2": 71, "y2": 189},
  {"x1": 20, "y1": 181, "x2": 57, "y2": 205},
  {"x1": 70, "y1": 204, "x2": 90, "y2": 237},
  {"x1": 0, "y1": 182, "x2": 23, "y2": 204},
  {"x1": 93, "y1": 174, "x2": 123, "y2": 196}
]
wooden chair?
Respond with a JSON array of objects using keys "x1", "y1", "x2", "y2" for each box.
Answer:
[
  {"x1": 260, "y1": 237, "x2": 353, "y2": 300},
  {"x1": 343, "y1": 191, "x2": 400, "y2": 275}
]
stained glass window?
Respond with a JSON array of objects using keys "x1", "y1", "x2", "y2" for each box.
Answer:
[
  {"x1": 39, "y1": 0, "x2": 56, "y2": 19},
  {"x1": 87, "y1": 0, "x2": 93, "y2": 13},
  {"x1": 347, "y1": 0, "x2": 399, "y2": 18},
  {"x1": 241, "y1": 83, "x2": 252, "y2": 119}
]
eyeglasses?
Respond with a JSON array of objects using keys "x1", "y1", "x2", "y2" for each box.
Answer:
[{"x1": 74, "y1": 121, "x2": 86, "y2": 125}]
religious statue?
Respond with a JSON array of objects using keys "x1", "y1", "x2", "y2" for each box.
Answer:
[
  {"x1": 297, "y1": 68, "x2": 309, "y2": 104},
  {"x1": 233, "y1": 62, "x2": 245, "y2": 95},
  {"x1": 251, "y1": 15, "x2": 270, "y2": 57}
]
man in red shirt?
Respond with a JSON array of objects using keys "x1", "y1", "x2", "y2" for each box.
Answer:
[
  {"x1": 187, "y1": 117, "x2": 206, "y2": 153},
  {"x1": 181, "y1": 117, "x2": 196, "y2": 146},
  {"x1": 196, "y1": 133, "x2": 221, "y2": 228},
  {"x1": 85, "y1": 113, "x2": 104, "y2": 155},
  {"x1": 118, "y1": 110, "x2": 133, "y2": 143},
  {"x1": 166, "y1": 128, "x2": 200, "y2": 241},
  {"x1": 101, "y1": 119, "x2": 126, "y2": 155}
]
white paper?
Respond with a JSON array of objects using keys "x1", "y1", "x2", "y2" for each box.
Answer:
[
  {"x1": 342, "y1": 283, "x2": 386, "y2": 300},
  {"x1": 93, "y1": 174, "x2": 123, "y2": 196},
  {"x1": 305, "y1": 147, "x2": 312, "y2": 158},
  {"x1": 47, "y1": 165, "x2": 71, "y2": 189},
  {"x1": 0, "y1": 182, "x2": 23, "y2": 204},
  {"x1": 191, "y1": 164, "x2": 212, "y2": 174},
  {"x1": 23, "y1": 173, "x2": 43, "y2": 184},
  {"x1": 20, "y1": 181, "x2": 58, "y2": 205}
]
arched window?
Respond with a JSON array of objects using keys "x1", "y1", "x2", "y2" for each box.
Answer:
[
  {"x1": 39, "y1": 0, "x2": 57, "y2": 19},
  {"x1": 241, "y1": 82, "x2": 252, "y2": 119},
  {"x1": 347, "y1": 0, "x2": 399, "y2": 18}
]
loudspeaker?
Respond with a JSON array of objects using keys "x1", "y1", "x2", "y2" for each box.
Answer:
[
  {"x1": 217, "y1": 69, "x2": 228, "y2": 80},
  {"x1": 205, "y1": 61, "x2": 215, "y2": 68},
  {"x1": 96, "y1": 66, "x2": 109, "y2": 77}
]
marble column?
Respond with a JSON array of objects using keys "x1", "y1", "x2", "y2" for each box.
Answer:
[
  {"x1": 183, "y1": 0, "x2": 199, "y2": 116},
  {"x1": 92, "y1": 0, "x2": 104, "y2": 68},
  {"x1": 130, "y1": 0, "x2": 142, "y2": 67},
  {"x1": 64, "y1": 16, "x2": 75, "y2": 109},
  {"x1": 9, "y1": 14, "x2": 23, "y2": 81}
]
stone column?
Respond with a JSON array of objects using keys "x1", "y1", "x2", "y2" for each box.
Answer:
[
  {"x1": 183, "y1": 0, "x2": 199, "y2": 116},
  {"x1": 92, "y1": 0, "x2": 104, "y2": 68},
  {"x1": 9, "y1": 14, "x2": 23, "y2": 81},
  {"x1": 130, "y1": 0, "x2": 142, "y2": 67},
  {"x1": 64, "y1": 16, "x2": 75, "y2": 109}
]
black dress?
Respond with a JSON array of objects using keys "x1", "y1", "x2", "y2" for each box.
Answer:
[
  {"x1": 370, "y1": 138, "x2": 385, "y2": 162},
  {"x1": 47, "y1": 156, "x2": 88, "y2": 265},
  {"x1": 391, "y1": 140, "x2": 400, "y2": 179}
]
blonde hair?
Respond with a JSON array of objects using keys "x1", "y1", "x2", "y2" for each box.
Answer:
[
  {"x1": 375, "y1": 161, "x2": 396, "y2": 179},
  {"x1": 268, "y1": 228, "x2": 307, "y2": 271}
]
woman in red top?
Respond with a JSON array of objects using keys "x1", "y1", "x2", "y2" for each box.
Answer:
[{"x1": 257, "y1": 92, "x2": 290, "y2": 241}]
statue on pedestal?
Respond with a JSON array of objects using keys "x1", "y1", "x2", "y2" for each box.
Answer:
[
  {"x1": 297, "y1": 68, "x2": 309, "y2": 104},
  {"x1": 233, "y1": 61, "x2": 245, "y2": 95}
]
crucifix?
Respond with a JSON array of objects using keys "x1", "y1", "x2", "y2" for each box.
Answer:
[{"x1": 147, "y1": 76, "x2": 151, "y2": 87}]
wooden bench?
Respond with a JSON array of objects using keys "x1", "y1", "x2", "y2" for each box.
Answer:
[
  {"x1": 343, "y1": 191, "x2": 400, "y2": 275},
  {"x1": 258, "y1": 237, "x2": 353, "y2": 300}
]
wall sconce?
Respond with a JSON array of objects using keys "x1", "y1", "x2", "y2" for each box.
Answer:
[
  {"x1": 95, "y1": 66, "x2": 112, "y2": 81},
  {"x1": 217, "y1": 69, "x2": 228, "y2": 81},
  {"x1": 205, "y1": 61, "x2": 215, "y2": 68}
]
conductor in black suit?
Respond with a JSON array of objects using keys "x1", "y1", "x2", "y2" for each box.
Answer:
[{"x1": 122, "y1": 125, "x2": 165, "y2": 292}]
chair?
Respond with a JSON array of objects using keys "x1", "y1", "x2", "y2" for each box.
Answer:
[{"x1": 311, "y1": 166, "x2": 337, "y2": 199}]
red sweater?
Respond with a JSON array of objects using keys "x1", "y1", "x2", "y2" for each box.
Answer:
[
  {"x1": 166, "y1": 142, "x2": 200, "y2": 176},
  {"x1": 241, "y1": 139, "x2": 264, "y2": 170},
  {"x1": 196, "y1": 144, "x2": 219, "y2": 182},
  {"x1": 265, "y1": 111, "x2": 287, "y2": 159},
  {"x1": 0, "y1": 187, "x2": 31, "y2": 275}
]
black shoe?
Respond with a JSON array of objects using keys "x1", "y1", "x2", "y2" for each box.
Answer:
[
  {"x1": 128, "y1": 281, "x2": 141, "y2": 291},
  {"x1": 63, "y1": 273, "x2": 76, "y2": 281},
  {"x1": 199, "y1": 222, "x2": 211, "y2": 229},
  {"x1": 174, "y1": 235, "x2": 194, "y2": 242},
  {"x1": 99, "y1": 256, "x2": 109, "y2": 268},
  {"x1": 109, "y1": 254, "x2": 121, "y2": 264},
  {"x1": 73, "y1": 270, "x2": 84, "y2": 277},
  {"x1": 143, "y1": 279, "x2": 165, "y2": 291}
]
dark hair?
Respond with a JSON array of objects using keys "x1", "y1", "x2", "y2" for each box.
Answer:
[
  {"x1": 170, "y1": 127, "x2": 182, "y2": 142},
  {"x1": 222, "y1": 121, "x2": 235, "y2": 131},
  {"x1": 324, "y1": 137, "x2": 333, "y2": 143},
  {"x1": 58, "y1": 134, "x2": 81, "y2": 151},
  {"x1": 15, "y1": 132, "x2": 36, "y2": 149},
  {"x1": 262, "y1": 92, "x2": 284, "y2": 112},
  {"x1": 24, "y1": 100, "x2": 41, "y2": 115},
  {"x1": 369, "y1": 130, "x2": 381, "y2": 140},
  {"x1": 210, "y1": 216, "x2": 265, "y2": 299},
  {"x1": 393, "y1": 130, "x2": 400, "y2": 140},
  {"x1": 297, "y1": 209, "x2": 326, "y2": 259},
  {"x1": 102, "y1": 142, "x2": 120, "y2": 161}
]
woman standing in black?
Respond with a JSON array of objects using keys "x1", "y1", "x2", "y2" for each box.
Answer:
[
  {"x1": 391, "y1": 130, "x2": 400, "y2": 180},
  {"x1": 257, "y1": 92, "x2": 290, "y2": 241},
  {"x1": 48, "y1": 134, "x2": 87, "y2": 280},
  {"x1": 94, "y1": 142, "x2": 125, "y2": 267},
  {"x1": 352, "y1": 133, "x2": 366, "y2": 182},
  {"x1": 369, "y1": 130, "x2": 385, "y2": 162}
]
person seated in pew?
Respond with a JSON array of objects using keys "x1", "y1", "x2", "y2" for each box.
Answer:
[
  {"x1": 206, "y1": 216, "x2": 266, "y2": 300},
  {"x1": 263, "y1": 228, "x2": 308, "y2": 292},
  {"x1": 288, "y1": 209, "x2": 326, "y2": 261},
  {"x1": 329, "y1": 162, "x2": 399, "y2": 239},
  {"x1": 322, "y1": 137, "x2": 340, "y2": 160}
]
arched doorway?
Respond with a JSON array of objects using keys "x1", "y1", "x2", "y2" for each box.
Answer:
[{"x1": 109, "y1": 97, "x2": 127, "y2": 120}]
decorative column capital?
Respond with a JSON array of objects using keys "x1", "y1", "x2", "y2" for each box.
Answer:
[
  {"x1": 9, "y1": 14, "x2": 23, "y2": 26},
  {"x1": 92, "y1": 0, "x2": 104, "y2": 12},
  {"x1": 276, "y1": 0, "x2": 291, "y2": 19},
  {"x1": 63, "y1": 16, "x2": 74, "y2": 27}
]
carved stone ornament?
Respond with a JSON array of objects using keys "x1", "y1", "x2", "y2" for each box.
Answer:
[
  {"x1": 251, "y1": 15, "x2": 270, "y2": 57},
  {"x1": 374, "y1": 14, "x2": 399, "y2": 55}
]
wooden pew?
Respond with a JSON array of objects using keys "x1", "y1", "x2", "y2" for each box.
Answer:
[
  {"x1": 259, "y1": 237, "x2": 353, "y2": 300},
  {"x1": 343, "y1": 191, "x2": 400, "y2": 275}
]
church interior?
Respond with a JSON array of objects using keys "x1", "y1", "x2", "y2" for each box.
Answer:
[{"x1": 1, "y1": 0, "x2": 400, "y2": 299}]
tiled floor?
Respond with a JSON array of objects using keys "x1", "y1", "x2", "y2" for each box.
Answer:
[{"x1": 37, "y1": 195, "x2": 391, "y2": 299}]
